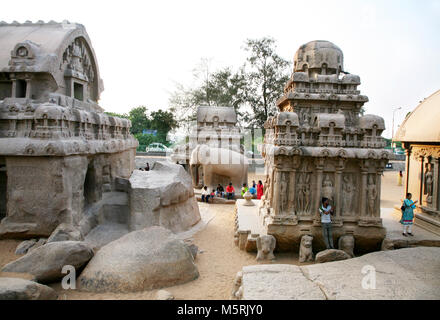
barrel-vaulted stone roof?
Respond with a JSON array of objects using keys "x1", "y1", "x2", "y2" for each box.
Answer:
[
  {"x1": 0, "y1": 20, "x2": 104, "y2": 100},
  {"x1": 395, "y1": 89, "x2": 440, "y2": 143}
]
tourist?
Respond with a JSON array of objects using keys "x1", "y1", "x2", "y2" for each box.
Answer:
[
  {"x1": 401, "y1": 193, "x2": 417, "y2": 236},
  {"x1": 226, "y1": 183, "x2": 235, "y2": 200},
  {"x1": 252, "y1": 180, "x2": 256, "y2": 189},
  {"x1": 257, "y1": 180, "x2": 264, "y2": 200},
  {"x1": 249, "y1": 184, "x2": 257, "y2": 198},
  {"x1": 397, "y1": 170, "x2": 403, "y2": 186},
  {"x1": 201, "y1": 186, "x2": 211, "y2": 203},
  {"x1": 216, "y1": 184, "x2": 225, "y2": 198},
  {"x1": 145, "y1": 163, "x2": 150, "y2": 171},
  {"x1": 241, "y1": 183, "x2": 249, "y2": 197},
  {"x1": 319, "y1": 197, "x2": 334, "y2": 249}
]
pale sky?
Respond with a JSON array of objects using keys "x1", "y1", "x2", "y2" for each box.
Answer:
[{"x1": 4, "y1": 0, "x2": 440, "y2": 138}]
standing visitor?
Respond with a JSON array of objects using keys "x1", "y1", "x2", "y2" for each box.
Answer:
[
  {"x1": 249, "y1": 184, "x2": 257, "y2": 198},
  {"x1": 201, "y1": 186, "x2": 211, "y2": 203},
  {"x1": 401, "y1": 193, "x2": 417, "y2": 236},
  {"x1": 145, "y1": 163, "x2": 150, "y2": 171},
  {"x1": 257, "y1": 180, "x2": 264, "y2": 200},
  {"x1": 252, "y1": 180, "x2": 256, "y2": 189},
  {"x1": 397, "y1": 170, "x2": 403, "y2": 186},
  {"x1": 241, "y1": 183, "x2": 249, "y2": 197},
  {"x1": 226, "y1": 183, "x2": 235, "y2": 200},
  {"x1": 319, "y1": 197, "x2": 334, "y2": 249}
]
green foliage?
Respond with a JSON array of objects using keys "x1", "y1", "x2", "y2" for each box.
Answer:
[
  {"x1": 241, "y1": 37, "x2": 291, "y2": 127},
  {"x1": 104, "y1": 111, "x2": 128, "y2": 119},
  {"x1": 127, "y1": 106, "x2": 151, "y2": 135},
  {"x1": 169, "y1": 37, "x2": 290, "y2": 128}
]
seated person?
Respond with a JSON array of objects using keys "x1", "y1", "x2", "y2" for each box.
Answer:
[
  {"x1": 249, "y1": 185, "x2": 257, "y2": 198},
  {"x1": 201, "y1": 186, "x2": 211, "y2": 203},
  {"x1": 216, "y1": 184, "x2": 225, "y2": 198},
  {"x1": 241, "y1": 183, "x2": 249, "y2": 197},
  {"x1": 225, "y1": 183, "x2": 235, "y2": 200}
]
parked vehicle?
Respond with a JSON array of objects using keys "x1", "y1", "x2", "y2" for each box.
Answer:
[{"x1": 145, "y1": 143, "x2": 171, "y2": 153}]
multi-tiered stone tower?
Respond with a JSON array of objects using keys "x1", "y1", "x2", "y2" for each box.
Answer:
[{"x1": 260, "y1": 40, "x2": 393, "y2": 253}]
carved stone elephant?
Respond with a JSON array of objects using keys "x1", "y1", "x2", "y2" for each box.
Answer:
[{"x1": 189, "y1": 145, "x2": 248, "y2": 191}]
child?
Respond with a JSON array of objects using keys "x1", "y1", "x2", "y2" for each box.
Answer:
[{"x1": 241, "y1": 183, "x2": 249, "y2": 197}]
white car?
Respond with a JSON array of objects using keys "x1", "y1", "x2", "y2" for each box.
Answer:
[{"x1": 145, "y1": 143, "x2": 171, "y2": 153}]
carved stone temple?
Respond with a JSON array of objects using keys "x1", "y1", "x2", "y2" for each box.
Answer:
[
  {"x1": 171, "y1": 106, "x2": 248, "y2": 190},
  {"x1": 0, "y1": 21, "x2": 138, "y2": 238},
  {"x1": 259, "y1": 40, "x2": 393, "y2": 253},
  {"x1": 395, "y1": 89, "x2": 440, "y2": 236}
]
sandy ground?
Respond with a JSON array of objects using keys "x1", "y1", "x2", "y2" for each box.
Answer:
[{"x1": 0, "y1": 171, "x2": 405, "y2": 300}]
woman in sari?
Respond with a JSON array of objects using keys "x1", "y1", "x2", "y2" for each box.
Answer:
[
  {"x1": 401, "y1": 193, "x2": 418, "y2": 236},
  {"x1": 257, "y1": 180, "x2": 264, "y2": 200}
]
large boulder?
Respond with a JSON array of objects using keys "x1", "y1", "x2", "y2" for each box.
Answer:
[
  {"x1": 0, "y1": 277, "x2": 58, "y2": 300},
  {"x1": 315, "y1": 249, "x2": 351, "y2": 263},
  {"x1": 2, "y1": 241, "x2": 94, "y2": 283},
  {"x1": 78, "y1": 226, "x2": 199, "y2": 293},
  {"x1": 15, "y1": 239, "x2": 37, "y2": 255},
  {"x1": 129, "y1": 161, "x2": 201, "y2": 233},
  {"x1": 236, "y1": 247, "x2": 440, "y2": 300},
  {"x1": 47, "y1": 223, "x2": 83, "y2": 243}
]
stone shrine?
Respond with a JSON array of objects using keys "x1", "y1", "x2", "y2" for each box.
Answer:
[
  {"x1": 395, "y1": 89, "x2": 440, "y2": 235},
  {"x1": 172, "y1": 106, "x2": 248, "y2": 190},
  {"x1": 259, "y1": 40, "x2": 393, "y2": 253},
  {"x1": 0, "y1": 21, "x2": 138, "y2": 238}
]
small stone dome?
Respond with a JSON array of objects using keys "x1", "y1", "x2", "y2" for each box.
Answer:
[{"x1": 294, "y1": 40, "x2": 344, "y2": 74}]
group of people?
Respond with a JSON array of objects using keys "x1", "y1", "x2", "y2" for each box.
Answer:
[{"x1": 200, "y1": 180, "x2": 264, "y2": 203}]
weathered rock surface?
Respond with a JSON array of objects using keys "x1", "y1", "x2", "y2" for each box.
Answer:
[
  {"x1": 237, "y1": 247, "x2": 440, "y2": 300},
  {"x1": 84, "y1": 223, "x2": 129, "y2": 251},
  {"x1": 156, "y1": 290, "x2": 174, "y2": 300},
  {"x1": 129, "y1": 161, "x2": 201, "y2": 233},
  {"x1": 0, "y1": 277, "x2": 58, "y2": 300},
  {"x1": 15, "y1": 239, "x2": 37, "y2": 255},
  {"x1": 78, "y1": 226, "x2": 199, "y2": 293},
  {"x1": 2, "y1": 241, "x2": 94, "y2": 283},
  {"x1": 315, "y1": 249, "x2": 351, "y2": 263},
  {"x1": 27, "y1": 238, "x2": 47, "y2": 253},
  {"x1": 47, "y1": 223, "x2": 83, "y2": 243}
]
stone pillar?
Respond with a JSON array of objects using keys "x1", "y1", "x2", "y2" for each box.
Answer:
[
  {"x1": 273, "y1": 168, "x2": 282, "y2": 216},
  {"x1": 25, "y1": 79, "x2": 31, "y2": 99},
  {"x1": 419, "y1": 156, "x2": 424, "y2": 205},
  {"x1": 334, "y1": 159, "x2": 345, "y2": 218},
  {"x1": 313, "y1": 158, "x2": 324, "y2": 220},
  {"x1": 288, "y1": 169, "x2": 296, "y2": 215},
  {"x1": 432, "y1": 158, "x2": 439, "y2": 211},
  {"x1": 360, "y1": 163, "x2": 369, "y2": 217},
  {"x1": 405, "y1": 147, "x2": 411, "y2": 195},
  {"x1": 376, "y1": 169, "x2": 383, "y2": 217}
]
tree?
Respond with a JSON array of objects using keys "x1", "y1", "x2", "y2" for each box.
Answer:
[
  {"x1": 169, "y1": 61, "x2": 247, "y2": 128},
  {"x1": 241, "y1": 37, "x2": 291, "y2": 128},
  {"x1": 104, "y1": 111, "x2": 128, "y2": 119},
  {"x1": 127, "y1": 106, "x2": 150, "y2": 135},
  {"x1": 150, "y1": 109, "x2": 179, "y2": 143}
]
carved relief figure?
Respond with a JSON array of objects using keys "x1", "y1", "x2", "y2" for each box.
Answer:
[
  {"x1": 322, "y1": 174, "x2": 334, "y2": 202},
  {"x1": 342, "y1": 175, "x2": 355, "y2": 215},
  {"x1": 279, "y1": 173, "x2": 288, "y2": 213},
  {"x1": 366, "y1": 175, "x2": 378, "y2": 216},
  {"x1": 296, "y1": 173, "x2": 304, "y2": 213},
  {"x1": 303, "y1": 183, "x2": 311, "y2": 214},
  {"x1": 424, "y1": 163, "x2": 433, "y2": 204}
]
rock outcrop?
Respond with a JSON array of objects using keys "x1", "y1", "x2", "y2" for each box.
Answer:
[
  {"x1": 315, "y1": 249, "x2": 351, "y2": 263},
  {"x1": 78, "y1": 226, "x2": 199, "y2": 293},
  {"x1": 129, "y1": 161, "x2": 201, "y2": 233},
  {"x1": 0, "y1": 278, "x2": 58, "y2": 300},
  {"x1": 2, "y1": 241, "x2": 94, "y2": 283}
]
